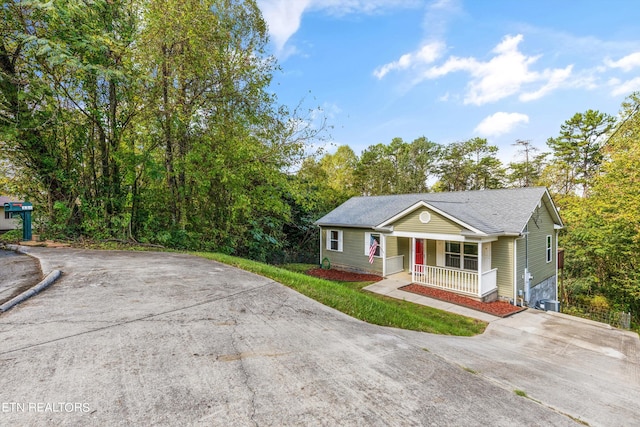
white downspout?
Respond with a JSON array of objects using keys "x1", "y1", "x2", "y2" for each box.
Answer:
[
  {"x1": 319, "y1": 227, "x2": 323, "y2": 267},
  {"x1": 513, "y1": 238, "x2": 518, "y2": 306},
  {"x1": 555, "y1": 229, "x2": 559, "y2": 301}
]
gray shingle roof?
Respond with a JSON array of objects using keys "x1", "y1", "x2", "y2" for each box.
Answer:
[{"x1": 315, "y1": 187, "x2": 561, "y2": 235}]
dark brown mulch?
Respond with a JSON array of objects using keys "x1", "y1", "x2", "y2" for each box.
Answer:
[
  {"x1": 306, "y1": 268, "x2": 383, "y2": 282},
  {"x1": 400, "y1": 283, "x2": 526, "y2": 317}
]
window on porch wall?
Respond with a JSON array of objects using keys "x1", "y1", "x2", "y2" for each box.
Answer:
[{"x1": 445, "y1": 242, "x2": 478, "y2": 271}]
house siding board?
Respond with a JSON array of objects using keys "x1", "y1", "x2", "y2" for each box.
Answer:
[
  {"x1": 320, "y1": 227, "x2": 382, "y2": 275},
  {"x1": 398, "y1": 238, "x2": 410, "y2": 270},
  {"x1": 526, "y1": 204, "x2": 557, "y2": 286},
  {"x1": 426, "y1": 239, "x2": 437, "y2": 266},
  {"x1": 516, "y1": 238, "x2": 526, "y2": 297},
  {"x1": 386, "y1": 236, "x2": 399, "y2": 258},
  {"x1": 492, "y1": 237, "x2": 514, "y2": 300},
  {"x1": 0, "y1": 207, "x2": 19, "y2": 231},
  {"x1": 392, "y1": 208, "x2": 463, "y2": 234}
]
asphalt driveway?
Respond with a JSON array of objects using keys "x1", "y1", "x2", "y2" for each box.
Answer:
[{"x1": 0, "y1": 248, "x2": 638, "y2": 426}]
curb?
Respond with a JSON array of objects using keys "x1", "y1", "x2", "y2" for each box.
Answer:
[
  {"x1": 0, "y1": 244, "x2": 63, "y2": 313},
  {"x1": 0, "y1": 269, "x2": 62, "y2": 312}
]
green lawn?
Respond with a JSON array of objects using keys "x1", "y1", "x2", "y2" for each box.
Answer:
[{"x1": 193, "y1": 253, "x2": 486, "y2": 336}]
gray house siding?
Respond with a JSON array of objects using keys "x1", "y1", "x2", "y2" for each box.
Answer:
[
  {"x1": 526, "y1": 205, "x2": 557, "y2": 283},
  {"x1": 525, "y1": 203, "x2": 558, "y2": 306},
  {"x1": 320, "y1": 227, "x2": 382, "y2": 275},
  {"x1": 515, "y1": 237, "x2": 526, "y2": 301}
]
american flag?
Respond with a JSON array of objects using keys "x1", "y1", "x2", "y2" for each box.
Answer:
[{"x1": 368, "y1": 236, "x2": 379, "y2": 264}]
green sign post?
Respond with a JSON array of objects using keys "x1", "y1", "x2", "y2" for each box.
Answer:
[{"x1": 3, "y1": 202, "x2": 33, "y2": 241}]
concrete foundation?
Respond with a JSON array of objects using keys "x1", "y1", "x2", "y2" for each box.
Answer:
[{"x1": 529, "y1": 275, "x2": 557, "y2": 309}]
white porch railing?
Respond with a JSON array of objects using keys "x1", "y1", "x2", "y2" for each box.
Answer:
[
  {"x1": 386, "y1": 255, "x2": 404, "y2": 275},
  {"x1": 412, "y1": 265, "x2": 497, "y2": 297},
  {"x1": 480, "y1": 268, "x2": 498, "y2": 296}
]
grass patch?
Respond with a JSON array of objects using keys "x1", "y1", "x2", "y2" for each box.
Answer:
[
  {"x1": 514, "y1": 389, "x2": 528, "y2": 397},
  {"x1": 195, "y1": 253, "x2": 486, "y2": 336},
  {"x1": 462, "y1": 366, "x2": 478, "y2": 374}
]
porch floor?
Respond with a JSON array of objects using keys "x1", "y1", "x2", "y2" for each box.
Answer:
[{"x1": 364, "y1": 273, "x2": 500, "y2": 323}]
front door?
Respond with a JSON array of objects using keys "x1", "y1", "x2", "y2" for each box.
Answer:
[{"x1": 415, "y1": 239, "x2": 425, "y2": 265}]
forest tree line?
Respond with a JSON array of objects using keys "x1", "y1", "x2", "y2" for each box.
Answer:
[{"x1": 1, "y1": 1, "x2": 638, "y2": 316}]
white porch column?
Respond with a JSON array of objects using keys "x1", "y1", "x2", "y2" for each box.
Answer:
[
  {"x1": 381, "y1": 234, "x2": 386, "y2": 277},
  {"x1": 477, "y1": 241, "x2": 483, "y2": 297},
  {"x1": 411, "y1": 237, "x2": 415, "y2": 283}
]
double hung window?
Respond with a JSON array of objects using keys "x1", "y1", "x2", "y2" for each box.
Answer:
[
  {"x1": 445, "y1": 241, "x2": 478, "y2": 271},
  {"x1": 327, "y1": 230, "x2": 343, "y2": 252}
]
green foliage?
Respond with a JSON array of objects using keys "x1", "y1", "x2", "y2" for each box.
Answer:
[
  {"x1": 354, "y1": 137, "x2": 440, "y2": 195},
  {"x1": 547, "y1": 109, "x2": 615, "y2": 196},
  {"x1": 0, "y1": 0, "x2": 329, "y2": 261},
  {"x1": 434, "y1": 137, "x2": 505, "y2": 191},
  {"x1": 557, "y1": 93, "x2": 640, "y2": 316},
  {"x1": 0, "y1": 229, "x2": 22, "y2": 243}
]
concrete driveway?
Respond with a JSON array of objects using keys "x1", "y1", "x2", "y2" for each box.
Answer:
[{"x1": 0, "y1": 248, "x2": 638, "y2": 426}]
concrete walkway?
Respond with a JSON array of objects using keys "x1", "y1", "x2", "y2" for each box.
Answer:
[{"x1": 364, "y1": 273, "x2": 500, "y2": 323}]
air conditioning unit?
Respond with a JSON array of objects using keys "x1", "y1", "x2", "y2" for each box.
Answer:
[
  {"x1": 544, "y1": 300, "x2": 560, "y2": 312},
  {"x1": 535, "y1": 299, "x2": 560, "y2": 312}
]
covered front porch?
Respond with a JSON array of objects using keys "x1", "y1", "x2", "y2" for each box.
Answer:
[{"x1": 383, "y1": 236, "x2": 498, "y2": 301}]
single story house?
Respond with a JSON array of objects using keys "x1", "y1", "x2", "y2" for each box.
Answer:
[
  {"x1": 315, "y1": 187, "x2": 563, "y2": 307},
  {"x1": 0, "y1": 196, "x2": 21, "y2": 232}
]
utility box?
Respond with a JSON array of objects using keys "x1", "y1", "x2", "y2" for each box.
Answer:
[
  {"x1": 535, "y1": 299, "x2": 560, "y2": 312},
  {"x1": 544, "y1": 300, "x2": 560, "y2": 312},
  {"x1": 3, "y1": 202, "x2": 33, "y2": 241}
]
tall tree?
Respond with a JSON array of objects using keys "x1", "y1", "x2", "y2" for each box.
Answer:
[
  {"x1": 546, "y1": 109, "x2": 615, "y2": 197},
  {"x1": 507, "y1": 140, "x2": 548, "y2": 188},
  {"x1": 560, "y1": 93, "x2": 640, "y2": 314},
  {"x1": 434, "y1": 138, "x2": 504, "y2": 191},
  {"x1": 354, "y1": 137, "x2": 440, "y2": 195},
  {"x1": 0, "y1": 0, "x2": 142, "y2": 236}
]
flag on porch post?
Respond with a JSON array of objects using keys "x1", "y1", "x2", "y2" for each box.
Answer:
[{"x1": 368, "y1": 235, "x2": 379, "y2": 264}]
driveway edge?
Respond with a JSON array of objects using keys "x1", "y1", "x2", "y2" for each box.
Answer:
[{"x1": 0, "y1": 243, "x2": 62, "y2": 312}]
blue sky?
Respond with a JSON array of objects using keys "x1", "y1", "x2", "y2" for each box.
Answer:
[{"x1": 257, "y1": 0, "x2": 640, "y2": 162}]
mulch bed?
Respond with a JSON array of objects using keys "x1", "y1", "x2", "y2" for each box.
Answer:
[
  {"x1": 306, "y1": 268, "x2": 383, "y2": 282},
  {"x1": 400, "y1": 283, "x2": 526, "y2": 317}
]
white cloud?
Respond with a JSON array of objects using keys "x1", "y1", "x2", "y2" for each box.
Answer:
[
  {"x1": 474, "y1": 112, "x2": 529, "y2": 137},
  {"x1": 374, "y1": 42, "x2": 445, "y2": 79},
  {"x1": 257, "y1": 0, "x2": 420, "y2": 55},
  {"x1": 605, "y1": 52, "x2": 640, "y2": 72},
  {"x1": 413, "y1": 34, "x2": 574, "y2": 105},
  {"x1": 519, "y1": 65, "x2": 573, "y2": 101},
  {"x1": 609, "y1": 76, "x2": 640, "y2": 96}
]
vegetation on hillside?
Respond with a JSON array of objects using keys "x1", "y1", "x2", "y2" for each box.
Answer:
[{"x1": 1, "y1": 1, "x2": 638, "y2": 324}]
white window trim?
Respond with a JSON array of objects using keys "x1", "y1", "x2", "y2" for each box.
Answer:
[
  {"x1": 546, "y1": 235, "x2": 553, "y2": 263},
  {"x1": 364, "y1": 232, "x2": 381, "y2": 258},
  {"x1": 445, "y1": 241, "x2": 478, "y2": 271},
  {"x1": 326, "y1": 229, "x2": 343, "y2": 252}
]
